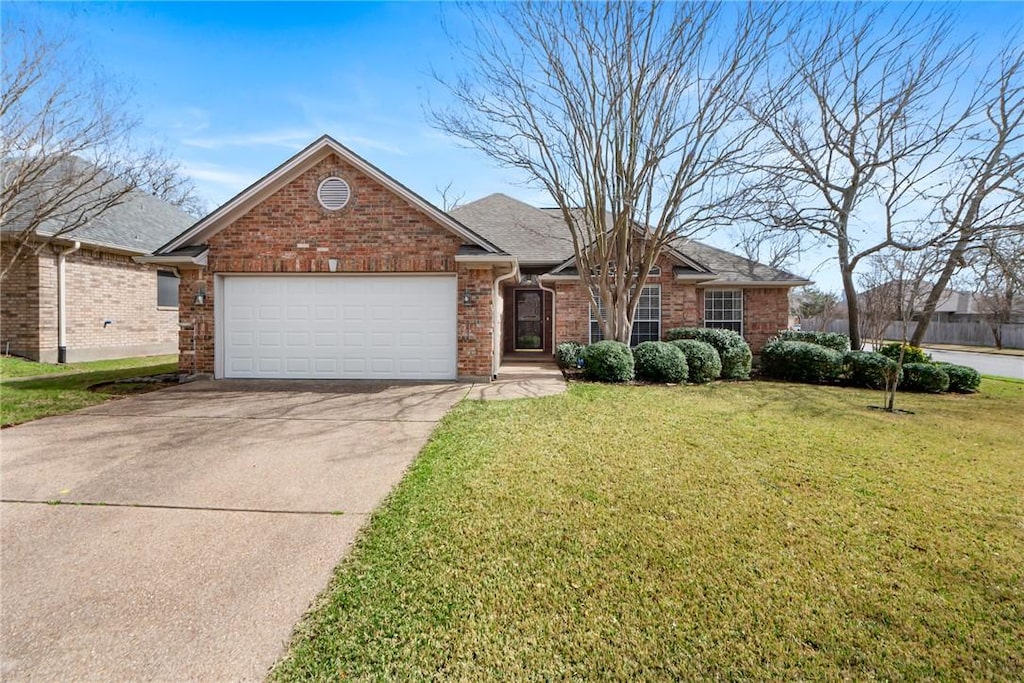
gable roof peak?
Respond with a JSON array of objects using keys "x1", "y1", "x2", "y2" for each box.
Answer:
[{"x1": 155, "y1": 134, "x2": 501, "y2": 255}]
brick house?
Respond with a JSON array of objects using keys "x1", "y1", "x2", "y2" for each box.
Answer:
[
  {"x1": 146, "y1": 136, "x2": 808, "y2": 381},
  {"x1": 1, "y1": 179, "x2": 195, "y2": 363}
]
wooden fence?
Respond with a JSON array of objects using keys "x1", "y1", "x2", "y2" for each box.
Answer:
[{"x1": 803, "y1": 319, "x2": 1024, "y2": 350}]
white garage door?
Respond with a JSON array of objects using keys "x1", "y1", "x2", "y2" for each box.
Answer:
[{"x1": 221, "y1": 275, "x2": 457, "y2": 380}]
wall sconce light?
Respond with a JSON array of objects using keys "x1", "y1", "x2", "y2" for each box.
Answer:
[
  {"x1": 194, "y1": 285, "x2": 206, "y2": 306},
  {"x1": 462, "y1": 288, "x2": 472, "y2": 305},
  {"x1": 328, "y1": 258, "x2": 339, "y2": 273}
]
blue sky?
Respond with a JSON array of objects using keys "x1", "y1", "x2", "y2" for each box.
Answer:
[{"x1": 6, "y1": 1, "x2": 1023, "y2": 291}]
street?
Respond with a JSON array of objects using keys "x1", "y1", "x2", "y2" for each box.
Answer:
[{"x1": 924, "y1": 348, "x2": 1024, "y2": 380}]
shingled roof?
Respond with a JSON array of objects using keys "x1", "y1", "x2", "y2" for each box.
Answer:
[
  {"x1": 2, "y1": 158, "x2": 196, "y2": 254},
  {"x1": 450, "y1": 194, "x2": 574, "y2": 264},
  {"x1": 453, "y1": 193, "x2": 808, "y2": 285}
]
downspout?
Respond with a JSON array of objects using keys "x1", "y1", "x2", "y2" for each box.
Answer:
[
  {"x1": 492, "y1": 265, "x2": 520, "y2": 379},
  {"x1": 537, "y1": 277, "x2": 557, "y2": 357},
  {"x1": 57, "y1": 241, "x2": 81, "y2": 364}
]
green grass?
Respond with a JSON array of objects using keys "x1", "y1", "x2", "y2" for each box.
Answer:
[
  {"x1": 0, "y1": 355, "x2": 177, "y2": 426},
  {"x1": 0, "y1": 354, "x2": 177, "y2": 379},
  {"x1": 273, "y1": 381, "x2": 1023, "y2": 681}
]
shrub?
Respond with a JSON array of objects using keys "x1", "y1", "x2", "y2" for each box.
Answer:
[
  {"x1": 936, "y1": 362, "x2": 981, "y2": 393},
  {"x1": 668, "y1": 339, "x2": 721, "y2": 383},
  {"x1": 843, "y1": 350, "x2": 899, "y2": 390},
  {"x1": 664, "y1": 327, "x2": 751, "y2": 379},
  {"x1": 878, "y1": 343, "x2": 931, "y2": 364},
  {"x1": 581, "y1": 340, "x2": 635, "y2": 383},
  {"x1": 775, "y1": 329, "x2": 851, "y2": 353},
  {"x1": 555, "y1": 341, "x2": 584, "y2": 370},
  {"x1": 719, "y1": 345, "x2": 753, "y2": 380},
  {"x1": 901, "y1": 362, "x2": 950, "y2": 393},
  {"x1": 761, "y1": 340, "x2": 844, "y2": 384},
  {"x1": 633, "y1": 341, "x2": 688, "y2": 384}
]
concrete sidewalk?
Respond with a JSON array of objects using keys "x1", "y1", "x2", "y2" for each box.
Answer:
[
  {"x1": 466, "y1": 362, "x2": 567, "y2": 400},
  {"x1": 0, "y1": 380, "x2": 467, "y2": 681}
]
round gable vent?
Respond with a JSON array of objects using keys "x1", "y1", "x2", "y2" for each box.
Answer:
[{"x1": 317, "y1": 177, "x2": 351, "y2": 210}]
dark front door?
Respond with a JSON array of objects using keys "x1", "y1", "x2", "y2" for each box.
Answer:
[{"x1": 514, "y1": 290, "x2": 544, "y2": 350}]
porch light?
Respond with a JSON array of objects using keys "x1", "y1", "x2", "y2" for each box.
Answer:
[
  {"x1": 194, "y1": 284, "x2": 206, "y2": 306},
  {"x1": 463, "y1": 288, "x2": 472, "y2": 305}
]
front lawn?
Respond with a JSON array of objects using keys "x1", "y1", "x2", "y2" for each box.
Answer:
[
  {"x1": 273, "y1": 380, "x2": 1023, "y2": 680},
  {"x1": 0, "y1": 355, "x2": 177, "y2": 426}
]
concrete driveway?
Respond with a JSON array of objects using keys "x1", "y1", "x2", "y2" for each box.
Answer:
[{"x1": 0, "y1": 379, "x2": 467, "y2": 681}]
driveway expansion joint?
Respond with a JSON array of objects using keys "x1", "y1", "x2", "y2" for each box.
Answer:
[
  {"x1": 78, "y1": 412, "x2": 444, "y2": 423},
  {"x1": 1, "y1": 498, "x2": 366, "y2": 517}
]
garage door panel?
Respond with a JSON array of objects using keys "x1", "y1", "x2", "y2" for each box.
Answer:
[{"x1": 223, "y1": 276, "x2": 457, "y2": 380}]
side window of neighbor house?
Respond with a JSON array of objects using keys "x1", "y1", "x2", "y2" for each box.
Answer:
[
  {"x1": 590, "y1": 285, "x2": 661, "y2": 346},
  {"x1": 157, "y1": 270, "x2": 180, "y2": 308},
  {"x1": 704, "y1": 289, "x2": 742, "y2": 333}
]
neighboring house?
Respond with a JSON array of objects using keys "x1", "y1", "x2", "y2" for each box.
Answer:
[
  {"x1": 1, "y1": 177, "x2": 195, "y2": 363},
  {"x1": 145, "y1": 135, "x2": 809, "y2": 382},
  {"x1": 854, "y1": 281, "x2": 1024, "y2": 323}
]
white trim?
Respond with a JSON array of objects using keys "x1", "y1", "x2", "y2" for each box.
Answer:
[
  {"x1": 703, "y1": 289, "x2": 743, "y2": 336},
  {"x1": 455, "y1": 254, "x2": 518, "y2": 264},
  {"x1": 135, "y1": 252, "x2": 209, "y2": 268},
  {"x1": 589, "y1": 283, "x2": 661, "y2": 345},
  {"x1": 699, "y1": 279, "x2": 812, "y2": 288},
  {"x1": 160, "y1": 135, "x2": 500, "y2": 255}
]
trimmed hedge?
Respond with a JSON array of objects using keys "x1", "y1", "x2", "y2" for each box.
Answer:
[
  {"x1": 901, "y1": 362, "x2": 950, "y2": 393},
  {"x1": 775, "y1": 329, "x2": 851, "y2": 353},
  {"x1": 633, "y1": 341, "x2": 688, "y2": 384},
  {"x1": 555, "y1": 341, "x2": 584, "y2": 370},
  {"x1": 664, "y1": 327, "x2": 751, "y2": 379},
  {"x1": 878, "y1": 343, "x2": 931, "y2": 364},
  {"x1": 720, "y1": 345, "x2": 753, "y2": 380},
  {"x1": 761, "y1": 339, "x2": 844, "y2": 384},
  {"x1": 843, "y1": 350, "x2": 899, "y2": 390},
  {"x1": 668, "y1": 339, "x2": 721, "y2": 383},
  {"x1": 581, "y1": 340, "x2": 635, "y2": 383},
  {"x1": 936, "y1": 362, "x2": 981, "y2": 393}
]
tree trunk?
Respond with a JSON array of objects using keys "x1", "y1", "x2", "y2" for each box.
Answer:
[
  {"x1": 910, "y1": 239, "x2": 967, "y2": 346},
  {"x1": 841, "y1": 266, "x2": 863, "y2": 350}
]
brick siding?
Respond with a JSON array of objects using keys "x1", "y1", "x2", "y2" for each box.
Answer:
[
  {"x1": 546, "y1": 256, "x2": 791, "y2": 353},
  {"x1": 739, "y1": 287, "x2": 790, "y2": 352},
  {"x1": 1, "y1": 242, "x2": 178, "y2": 362},
  {"x1": 184, "y1": 152, "x2": 494, "y2": 379}
]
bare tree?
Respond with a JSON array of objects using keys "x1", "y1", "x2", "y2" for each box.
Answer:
[
  {"x1": 966, "y1": 233, "x2": 1024, "y2": 348},
  {"x1": 434, "y1": 181, "x2": 465, "y2": 212},
  {"x1": 432, "y1": 1, "x2": 783, "y2": 342},
  {"x1": 909, "y1": 38, "x2": 1024, "y2": 346},
  {"x1": 1, "y1": 20, "x2": 202, "y2": 281},
  {"x1": 859, "y1": 249, "x2": 934, "y2": 411},
  {"x1": 732, "y1": 225, "x2": 803, "y2": 271},
  {"x1": 743, "y1": 3, "x2": 972, "y2": 350}
]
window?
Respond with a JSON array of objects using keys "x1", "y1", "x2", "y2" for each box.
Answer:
[
  {"x1": 590, "y1": 284, "x2": 660, "y2": 346},
  {"x1": 157, "y1": 270, "x2": 179, "y2": 308},
  {"x1": 704, "y1": 289, "x2": 742, "y2": 333}
]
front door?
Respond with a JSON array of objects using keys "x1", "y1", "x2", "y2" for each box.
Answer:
[{"x1": 514, "y1": 290, "x2": 544, "y2": 351}]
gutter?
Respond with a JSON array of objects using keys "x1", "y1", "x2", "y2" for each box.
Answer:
[
  {"x1": 134, "y1": 250, "x2": 209, "y2": 268},
  {"x1": 57, "y1": 241, "x2": 81, "y2": 363},
  {"x1": 492, "y1": 263, "x2": 521, "y2": 378},
  {"x1": 536, "y1": 276, "x2": 557, "y2": 356}
]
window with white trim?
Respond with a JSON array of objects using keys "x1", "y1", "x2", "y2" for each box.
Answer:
[
  {"x1": 704, "y1": 289, "x2": 742, "y2": 333},
  {"x1": 157, "y1": 270, "x2": 179, "y2": 308},
  {"x1": 590, "y1": 284, "x2": 661, "y2": 346}
]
